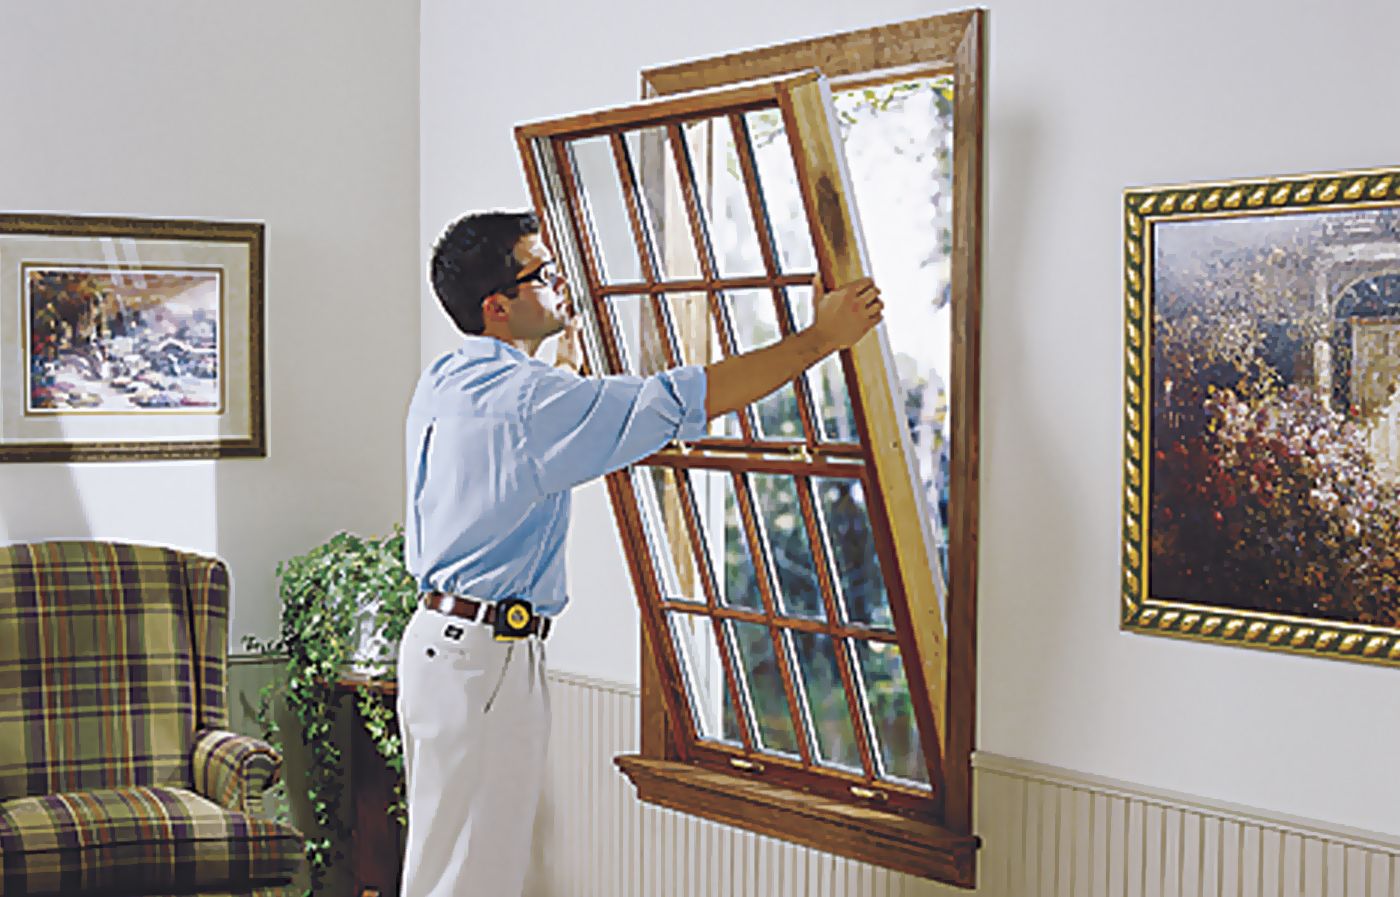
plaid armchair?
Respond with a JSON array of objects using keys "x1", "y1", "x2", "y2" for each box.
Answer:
[{"x1": 0, "y1": 542, "x2": 305, "y2": 897}]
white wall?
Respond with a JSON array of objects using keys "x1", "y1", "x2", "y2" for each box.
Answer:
[
  {"x1": 0, "y1": 0, "x2": 422, "y2": 647},
  {"x1": 421, "y1": 0, "x2": 1400, "y2": 840}
]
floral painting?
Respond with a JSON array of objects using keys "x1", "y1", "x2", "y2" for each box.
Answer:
[
  {"x1": 27, "y1": 266, "x2": 222, "y2": 414},
  {"x1": 1123, "y1": 170, "x2": 1400, "y2": 664}
]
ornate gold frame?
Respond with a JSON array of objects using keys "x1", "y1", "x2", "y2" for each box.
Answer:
[{"x1": 1122, "y1": 166, "x2": 1400, "y2": 666}]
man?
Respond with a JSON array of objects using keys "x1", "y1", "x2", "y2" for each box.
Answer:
[{"x1": 398, "y1": 210, "x2": 882, "y2": 897}]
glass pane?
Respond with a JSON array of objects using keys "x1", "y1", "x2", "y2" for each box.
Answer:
[
  {"x1": 730, "y1": 620, "x2": 799, "y2": 757},
  {"x1": 667, "y1": 611, "x2": 733, "y2": 744},
  {"x1": 569, "y1": 136, "x2": 643, "y2": 284},
  {"x1": 721, "y1": 671, "x2": 746, "y2": 746},
  {"x1": 681, "y1": 117, "x2": 766, "y2": 279},
  {"x1": 813, "y1": 476, "x2": 892, "y2": 629},
  {"x1": 624, "y1": 127, "x2": 702, "y2": 282},
  {"x1": 610, "y1": 295, "x2": 671, "y2": 376},
  {"x1": 853, "y1": 639, "x2": 927, "y2": 785},
  {"x1": 663, "y1": 291, "x2": 741, "y2": 439},
  {"x1": 748, "y1": 474, "x2": 823, "y2": 620},
  {"x1": 834, "y1": 78, "x2": 956, "y2": 593},
  {"x1": 690, "y1": 469, "x2": 762, "y2": 612},
  {"x1": 727, "y1": 289, "x2": 803, "y2": 440},
  {"x1": 789, "y1": 285, "x2": 858, "y2": 442},
  {"x1": 742, "y1": 108, "x2": 816, "y2": 273},
  {"x1": 664, "y1": 291, "x2": 716, "y2": 366},
  {"x1": 791, "y1": 631, "x2": 862, "y2": 773},
  {"x1": 633, "y1": 466, "x2": 704, "y2": 604}
]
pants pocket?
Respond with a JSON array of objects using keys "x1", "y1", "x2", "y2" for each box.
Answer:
[{"x1": 397, "y1": 611, "x2": 491, "y2": 738}]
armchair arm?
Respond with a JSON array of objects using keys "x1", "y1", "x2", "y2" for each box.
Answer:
[{"x1": 191, "y1": 728, "x2": 283, "y2": 816}]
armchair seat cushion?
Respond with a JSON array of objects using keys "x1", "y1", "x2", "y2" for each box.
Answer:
[{"x1": 0, "y1": 785, "x2": 303, "y2": 897}]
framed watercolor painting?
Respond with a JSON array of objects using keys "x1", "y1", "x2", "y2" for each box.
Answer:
[
  {"x1": 0, "y1": 214, "x2": 264, "y2": 461},
  {"x1": 1123, "y1": 167, "x2": 1400, "y2": 666}
]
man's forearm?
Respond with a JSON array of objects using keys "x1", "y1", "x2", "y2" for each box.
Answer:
[{"x1": 703, "y1": 327, "x2": 835, "y2": 420}]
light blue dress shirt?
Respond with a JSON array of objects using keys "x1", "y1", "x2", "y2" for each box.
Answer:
[{"x1": 404, "y1": 336, "x2": 709, "y2": 617}]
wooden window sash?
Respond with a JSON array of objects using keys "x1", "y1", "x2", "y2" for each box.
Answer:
[
  {"x1": 638, "y1": 10, "x2": 985, "y2": 846},
  {"x1": 522, "y1": 73, "x2": 942, "y2": 779},
  {"x1": 634, "y1": 98, "x2": 910, "y2": 794},
  {"x1": 526, "y1": 76, "x2": 912, "y2": 788},
  {"x1": 514, "y1": 36, "x2": 984, "y2": 878},
  {"x1": 691, "y1": 85, "x2": 952, "y2": 783},
  {"x1": 624, "y1": 89, "x2": 952, "y2": 794}
]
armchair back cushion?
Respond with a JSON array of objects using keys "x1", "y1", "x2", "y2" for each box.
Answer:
[{"x1": 0, "y1": 542, "x2": 230, "y2": 801}]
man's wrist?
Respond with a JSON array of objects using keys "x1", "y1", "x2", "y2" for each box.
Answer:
[{"x1": 795, "y1": 323, "x2": 836, "y2": 362}]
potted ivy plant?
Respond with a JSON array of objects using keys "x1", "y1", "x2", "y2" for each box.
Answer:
[{"x1": 242, "y1": 526, "x2": 417, "y2": 895}]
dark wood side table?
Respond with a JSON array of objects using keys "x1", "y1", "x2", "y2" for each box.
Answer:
[{"x1": 334, "y1": 675, "x2": 403, "y2": 897}]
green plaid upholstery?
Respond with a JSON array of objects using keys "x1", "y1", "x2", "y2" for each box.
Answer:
[
  {"x1": 192, "y1": 730, "x2": 281, "y2": 817},
  {"x1": 0, "y1": 542, "x2": 197, "y2": 801},
  {"x1": 185, "y1": 552, "x2": 231, "y2": 732},
  {"x1": 0, "y1": 785, "x2": 302, "y2": 896},
  {"x1": 0, "y1": 541, "x2": 306, "y2": 896}
]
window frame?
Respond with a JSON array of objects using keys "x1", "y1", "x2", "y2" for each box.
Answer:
[
  {"x1": 639, "y1": 0, "x2": 984, "y2": 845},
  {"x1": 516, "y1": 10, "x2": 984, "y2": 884}
]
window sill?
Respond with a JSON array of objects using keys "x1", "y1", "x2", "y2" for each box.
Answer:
[{"x1": 614, "y1": 755, "x2": 979, "y2": 888}]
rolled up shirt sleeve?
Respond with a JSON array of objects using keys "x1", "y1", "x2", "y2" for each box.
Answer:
[{"x1": 522, "y1": 364, "x2": 708, "y2": 495}]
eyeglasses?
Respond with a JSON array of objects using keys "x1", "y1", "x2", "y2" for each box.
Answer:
[
  {"x1": 515, "y1": 262, "x2": 564, "y2": 290},
  {"x1": 487, "y1": 262, "x2": 564, "y2": 297},
  {"x1": 480, "y1": 262, "x2": 566, "y2": 306}
]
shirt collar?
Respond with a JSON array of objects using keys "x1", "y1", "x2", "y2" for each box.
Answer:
[{"x1": 461, "y1": 334, "x2": 529, "y2": 362}]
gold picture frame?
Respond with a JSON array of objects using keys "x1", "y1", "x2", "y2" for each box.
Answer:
[
  {"x1": 0, "y1": 213, "x2": 265, "y2": 461},
  {"x1": 1123, "y1": 167, "x2": 1400, "y2": 666}
]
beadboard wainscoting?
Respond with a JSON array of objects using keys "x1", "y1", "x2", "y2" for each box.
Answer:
[{"x1": 529, "y1": 669, "x2": 1400, "y2": 897}]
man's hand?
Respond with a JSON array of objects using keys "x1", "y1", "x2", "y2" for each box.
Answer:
[
  {"x1": 555, "y1": 305, "x2": 585, "y2": 372},
  {"x1": 809, "y1": 276, "x2": 883, "y2": 352},
  {"x1": 702, "y1": 276, "x2": 883, "y2": 420}
]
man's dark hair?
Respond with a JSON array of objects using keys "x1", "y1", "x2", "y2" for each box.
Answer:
[{"x1": 430, "y1": 210, "x2": 540, "y2": 335}]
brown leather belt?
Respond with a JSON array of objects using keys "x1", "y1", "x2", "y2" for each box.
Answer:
[{"x1": 421, "y1": 591, "x2": 553, "y2": 640}]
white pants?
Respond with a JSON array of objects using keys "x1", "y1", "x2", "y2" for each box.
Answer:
[{"x1": 397, "y1": 606, "x2": 551, "y2": 897}]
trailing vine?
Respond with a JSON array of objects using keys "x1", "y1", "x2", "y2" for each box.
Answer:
[{"x1": 242, "y1": 526, "x2": 417, "y2": 896}]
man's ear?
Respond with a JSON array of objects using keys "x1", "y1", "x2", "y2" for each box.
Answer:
[{"x1": 481, "y1": 293, "x2": 509, "y2": 323}]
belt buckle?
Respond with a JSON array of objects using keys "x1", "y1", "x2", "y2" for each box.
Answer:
[{"x1": 493, "y1": 597, "x2": 534, "y2": 642}]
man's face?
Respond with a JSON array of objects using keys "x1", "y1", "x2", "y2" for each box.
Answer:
[{"x1": 502, "y1": 233, "x2": 571, "y2": 341}]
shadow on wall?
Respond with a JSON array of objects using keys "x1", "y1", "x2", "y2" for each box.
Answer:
[
  {"x1": 0, "y1": 461, "x2": 92, "y2": 544},
  {"x1": 982, "y1": 108, "x2": 1092, "y2": 741}
]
